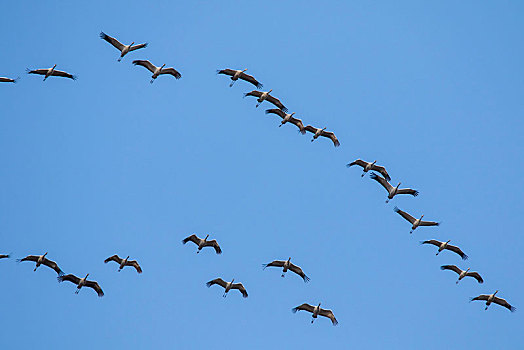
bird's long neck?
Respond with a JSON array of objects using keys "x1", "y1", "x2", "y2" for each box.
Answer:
[
  {"x1": 130, "y1": 42, "x2": 135, "y2": 46},
  {"x1": 205, "y1": 234, "x2": 209, "y2": 241},
  {"x1": 242, "y1": 69, "x2": 248, "y2": 72}
]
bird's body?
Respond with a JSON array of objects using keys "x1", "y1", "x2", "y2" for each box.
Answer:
[
  {"x1": 263, "y1": 257, "x2": 310, "y2": 282},
  {"x1": 421, "y1": 240, "x2": 468, "y2": 260},
  {"x1": 265, "y1": 109, "x2": 306, "y2": 134},
  {"x1": 206, "y1": 278, "x2": 248, "y2": 298},
  {"x1": 58, "y1": 273, "x2": 104, "y2": 297},
  {"x1": 99, "y1": 32, "x2": 148, "y2": 61},
  {"x1": 292, "y1": 303, "x2": 338, "y2": 325},
  {"x1": 440, "y1": 265, "x2": 483, "y2": 284},
  {"x1": 470, "y1": 291, "x2": 515, "y2": 312},
  {"x1": 0, "y1": 77, "x2": 19, "y2": 83},
  {"x1": 304, "y1": 125, "x2": 340, "y2": 147},
  {"x1": 104, "y1": 254, "x2": 142, "y2": 273},
  {"x1": 393, "y1": 207, "x2": 439, "y2": 233},
  {"x1": 17, "y1": 253, "x2": 64, "y2": 275},
  {"x1": 217, "y1": 68, "x2": 262, "y2": 88},
  {"x1": 370, "y1": 173, "x2": 418, "y2": 203},
  {"x1": 132, "y1": 60, "x2": 181, "y2": 83},
  {"x1": 244, "y1": 89, "x2": 287, "y2": 111},
  {"x1": 27, "y1": 65, "x2": 76, "y2": 81},
  {"x1": 347, "y1": 159, "x2": 390, "y2": 181},
  {"x1": 182, "y1": 234, "x2": 222, "y2": 254}
]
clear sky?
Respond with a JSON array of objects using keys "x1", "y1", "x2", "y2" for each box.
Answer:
[{"x1": 1, "y1": 1, "x2": 523, "y2": 349}]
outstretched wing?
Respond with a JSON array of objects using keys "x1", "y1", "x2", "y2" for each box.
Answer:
[
  {"x1": 18, "y1": 255, "x2": 39, "y2": 263},
  {"x1": 58, "y1": 274, "x2": 81, "y2": 285},
  {"x1": 232, "y1": 283, "x2": 248, "y2": 298},
  {"x1": 320, "y1": 130, "x2": 340, "y2": 147},
  {"x1": 99, "y1": 32, "x2": 125, "y2": 51},
  {"x1": 304, "y1": 125, "x2": 319, "y2": 134},
  {"x1": 265, "y1": 108, "x2": 286, "y2": 118},
  {"x1": 319, "y1": 308, "x2": 338, "y2": 326},
  {"x1": 347, "y1": 159, "x2": 367, "y2": 169},
  {"x1": 289, "y1": 117, "x2": 306, "y2": 134},
  {"x1": 292, "y1": 303, "x2": 315, "y2": 314},
  {"x1": 421, "y1": 239, "x2": 442, "y2": 247},
  {"x1": 419, "y1": 220, "x2": 440, "y2": 227},
  {"x1": 129, "y1": 43, "x2": 148, "y2": 52},
  {"x1": 262, "y1": 260, "x2": 285, "y2": 269},
  {"x1": 493, "y1": 297, "x2": 516, "y2": 312},
  {"x1": 104, "y1": 254, "x2": 123, "y2": 264},
  {"x1": 470, "y1": 294, "x2": 489, "y2": 302},
  {"x1": 206, "y1": 278, "x2": 227, "y2": 288},
  {"x1": 289, "y1": 263, "x2": 310, "y2": 283},
  {"x1": 85, "y1": 280, "x2": 104, "y2": 297},
  {"x1": 27, "y1": 69, "x2": 48, "y2": 76},
  {"x1": 0, "y1": 77, "x2": 17, "y2": 83},
  {"x1": 132, "y1": 60, "x2": 156, "y2": 73},
  {"x1": 203, "y1": 239, "x2": 222, "y2": 254},
  {"x1": 42, "y1": 258, "x2": 64, "y2": 276},
  {"x1": 266, "y1": 95, "x2": 287, "y2": 112},
  {"x1": 182, "y1": 234, "x2": 201, "y2": 246},
  {"x1": 440, "y1": 265, "x2": 462, "y2": 275},
  {"x1": 51, "y1": 70, "x2": 77, "y2": 80},
  {"x1": 394, "y1": 207, "x2": 416, "y2": 224},
  {"x1": 160, "y1": 67, "x2": 182, "y2": 79},
  {"x1": 244, "y1": 90, "x2": 263, "y2": 98},
  {"x1": 446, "y1": 244, "x2": 468, "y2": 260},
  {"x1": 397, "y1": 188, "x2": 419, "y2": 197},
  {"x1": 239, "y1": 72, "x2": 263, "y2": 89},
  {"x1": 126, "y1": 260, "x2": 143, "y2": 273},
  {"x1": 217, "y1": 68, "x2": 236, "y2": 77},
  {"x1": 370, "y1": 172, "x2": 393, "y2": 192},
  {"x1": 465, "y1": 272, "x2": 483, "y2": 284}
]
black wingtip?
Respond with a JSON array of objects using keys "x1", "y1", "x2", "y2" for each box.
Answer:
[
  {"x1": 71, "y1": 75, "x2": 78, "y2": 81},
  {"x1": 413, "y1": 191, "x2": 419, "y2": 197},
  {"x1": 462, "y1": 254, "x2": 469, "y2": 261},
  {"x1": 57, "y1": 276, "x2": 64, "y2": 283},
  {"x1": 370, "y1": 172, "x2": 379, "y2": 179},
  {"x1": 393, "y1": 206, "x2": 400, "y2": 213},
  {"x1": 58, "y1": 270, "x2": 65, "y2": 277},
  {"x1": 440, "y1": 266, "x2": 446, "y2": 270},
  {"x1": 205, "y1": 281, "x2": 213, "y2": 288},
  {"x1": 281, "y1": 107, "x2": 288, "y2": 113},
  {"x1": 303, "y1": 276, "x2": 311, "y2": 283},
  {"x1": 256, "y1": 83, "x2": 263, "y2": 89},
  {"x1": 291, "y1": 307, "x2": 299, "y2": 313},
  {"x1": 510, "y1": 306, "x2": 516, "y2": 312}
]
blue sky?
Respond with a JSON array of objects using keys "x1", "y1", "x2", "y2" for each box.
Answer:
[{"x1": 1, "y1": 1, "x2": 523, "y2": 348}]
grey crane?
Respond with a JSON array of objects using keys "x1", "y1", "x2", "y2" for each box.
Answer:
[
  {"x1": 182, "y1": 234, "x2": 222, "y2": 254},
  {"x1": 292, "y1": 303, "x2": 338, "y2": 325},
  {"x1": 347, "y1": 159, "x2": 391, "y2": 181},
  {"x1": 217, "y1": 68, "x2": 262, "y2": 88},
  {"x1": 104, "y1": 254, "x2": 142, "y2": 273},
  {"x1": 304, "y1": 125, "x2": 340, "y2": 147},
  {"x1": 421, "y1": 240, "x2": 468, "y2": 260},
  {"x1": 370, "y1": 173, "x2": 418, "y2": 203},
  {"x1": 394, "y1": 207, "x2": 439, "y2": 233},
  {"x1": 263, "y1": 258, "x2": 310, "y2": 282},
  {"x1": 132, "y1": 60, "x2": 181, "y2": 83},
  {"x1": 265, "y1": 109, "x2": 306, "y2": 134},
  {"x1": 27, "y1": 65, "x2": 76, "y2": 81},
  {"x1": 99, "y1": 32, "x2": 148, "y2": 61},
  {"x1": 17, "y1": 253, "x2": 64, "y2": 275},
  {"x1": 206, "y1": 278, "x2": 248, "y2": 298},
  {"x1": 244, "y1": 90, "x2": 287, "y2": 111},
  {"x1": 58, "y1": 273, "x2": 104, "y2": 297},
  {"x1": 470, "y1": 291, "x2": 515, "y2": 312},
  {"x1": 440, "y1": 265, "x2": 483, "y2": 284}
]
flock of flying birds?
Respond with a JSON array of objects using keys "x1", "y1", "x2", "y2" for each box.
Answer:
[{"x1": 0, "y1": 31, "x2": 515, "y2": 326}]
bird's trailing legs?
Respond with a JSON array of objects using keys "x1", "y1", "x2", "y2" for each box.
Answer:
[
  {"x1": 385, "y1": 199, "x2": 390, "y2": 203},
  {"x1": 150, "y1": 79, "x2": 155, "y2": 84},
  {"x1": 281, "y1": 273, "x2": 285, "y2": 278},
  {"x1": 229, "y1": 80, "x2": 235, "y2": 87},
  {"x1": 118, "y1": 57, "x2": 122, "y2": 62},
  {"x1": 75, "y1": 289, "x2": 80, "y2": 294}
]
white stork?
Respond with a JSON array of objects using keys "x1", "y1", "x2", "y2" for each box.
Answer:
[
  {"x1": 26, "y1": 65, "x2": 77, "y2": 81},
  {"x1": 206, "y1": 278, "x2": 248, "y2": 298},
  {"x1": 217, "y1": 68, "x2": 262, "y2": 88},
  {"x1": 265, "y1": 109, "x2": 306, "y2": 134},
  {"x1": 58, "y1": 273, "x2": 104, "y2": 297},
  {"x1": 347, "y1": 159, "x2": 390, "y2": 181},
  {"x1": 304, "y1": 125, "x2": 340, "y2": 147},
  {"x1": 393, "y1": 207, "x2": 439, "y2": 233},
  {"x1": 470, "y1": 291, "x2": 515, "y2": 312},
  {"x1": 370, "y1": 173, "x2": 418, "y2": 203},
  {"x1": 104, "y1": 254, "x2": 142, "y2": 273},
  {"x1": 263, "y1": 258, "x2": 310, "y2": 282},
  {"x1": 421, "y1": 240, "x2": 468, "y2": 260},
  {"x1": 17, "y1": 253, "x2": 64, "y2": 275},
  {"x1": 132, "y1": 60, "x2": 181, "y2": 83},
  {"x1": 244, "y1": 90, "x2": 287, "y2": 111},
  {"x1": 182, "y1": 234, "x2": 222, "y2": 254},
  {"x1": 100, "y1": 32, "x2": 148, "y2": 61},
  {"x1": 292, "y1": 303, "x2": 338, "y2": 325},
  {"x1": 440, "y1": 265, "x2": 483, "y2": 284}
]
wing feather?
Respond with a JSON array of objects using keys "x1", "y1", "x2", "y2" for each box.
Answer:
[{"x1": 394, "y1": 207, "x2": 416, "y2": 224}]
